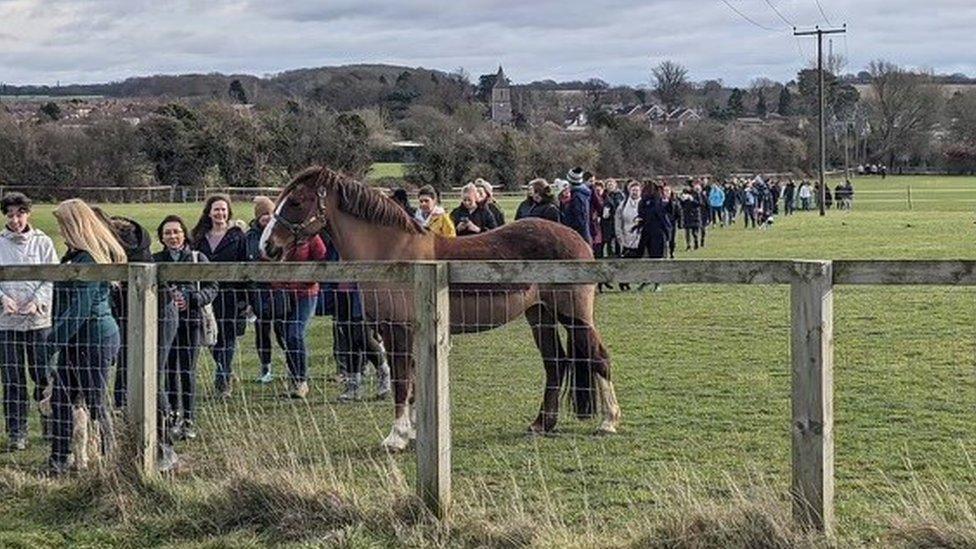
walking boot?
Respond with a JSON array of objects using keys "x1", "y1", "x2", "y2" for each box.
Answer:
[
  {"x1": 290, "y1": 380, "x2": 309, "y2": 400},
  {"x1": 338, "y1": 373, "x2": 363, "y2": 402}
]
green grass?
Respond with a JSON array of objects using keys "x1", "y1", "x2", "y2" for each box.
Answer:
[
  {"x1": 2, "y1": 175, "x2": 976, "y2": 547},
  {"x1": 367, "y1": 162, "x2": 410, "y2": 180}
]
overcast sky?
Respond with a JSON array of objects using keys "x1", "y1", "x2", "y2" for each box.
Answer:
[{"x1": 2, "y1": 0, "x2": 974, "y2": 87}]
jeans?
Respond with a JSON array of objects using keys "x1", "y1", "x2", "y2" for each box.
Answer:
[
  {"x1": 278, "y1": 292, "x2": 318, "y2": 383},
  {"x1": 710, "y1": 205, "x2": 723, "y2": 224},
  {"x1": 684, "y1": 227, "x2": 699, "y2": 249},
  {"x1": 113, "y1": 316, "x2": 127, "y2": 409},
  {"x1": 0, "y1": 328, "x2": 50, "y2": 440},
  {"x1": 800, "y1": 197, "x2": 811, "y2": 210},
  {"x1": 743, "y1": 205, "x2": 757, "y2": 228},
  {"x1": 50, "y1": 330, "x2": 121, "y2": 463}
]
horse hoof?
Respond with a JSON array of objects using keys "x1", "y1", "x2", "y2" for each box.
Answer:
[
  {"x1": 596, "y1": 424, "x2": 617, "y2": 436},
  {"x1": 382, "y1": 439, "x2": 409, "y2": 453}
]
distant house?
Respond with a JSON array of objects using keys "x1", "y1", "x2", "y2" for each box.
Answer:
[
  {"x1": 666, "y1": 107, "x2": 702, "y2": 128},
  {"x1": 604, "y1": 103, "x2": 702, "y2": 131},
  {"x1": 616, "y1": 104, "x2": 668, "y2": 125},
  {"x1": 564, "y1": 108, "x2": 588, "y2": 132},
  {"x1": 390, "y1": 140, "x2": 424, "y2": 163}
]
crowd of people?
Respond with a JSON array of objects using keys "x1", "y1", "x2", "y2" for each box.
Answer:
[
  {"x1": 0, "y1": 171, "x2": 856, "y2": 474},
  {"x1": 0, "y1": 192, "x2": 390, "y2": 474},
  {"x1": 394, "y1": 170, "x2": 856, "y2": 290}
]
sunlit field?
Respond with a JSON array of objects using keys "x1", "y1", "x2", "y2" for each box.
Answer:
[{"x1": 1, "y1": 175, "x2": 975, "y2": 547}]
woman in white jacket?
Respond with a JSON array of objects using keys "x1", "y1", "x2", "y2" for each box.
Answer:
[
  {"x1": 0, "y1": 193, "x2": 58, "y2": 451},
  {"x1": 614, "y1": 181, "x2": 643, "y2": 291}
]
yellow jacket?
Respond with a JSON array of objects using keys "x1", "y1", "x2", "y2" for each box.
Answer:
[
  {"x1": 416, "y1": 208, "x2": 456, "y2": 237},
  {"x1": 427, "y1": 212, "x2": 456, "y2": 237}
]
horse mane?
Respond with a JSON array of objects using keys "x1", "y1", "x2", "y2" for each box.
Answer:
[{"x1": 283, "y1": 166, "x2": 424, "y2": 234}]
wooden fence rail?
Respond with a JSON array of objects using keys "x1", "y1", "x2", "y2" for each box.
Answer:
[{"x1": 4, "y1": 258, "x2": 975, "y2": 536}]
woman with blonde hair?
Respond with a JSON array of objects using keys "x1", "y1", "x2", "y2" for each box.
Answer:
[{"x1": 46, "y1": 199, "x2": 126, "y2": 474}]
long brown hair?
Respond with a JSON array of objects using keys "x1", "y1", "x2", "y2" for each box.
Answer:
[
  {"x1": 191, "y1": 194, "x2": 233, "y2": 244},
  {"x1": 529, "y1": 178, "x2": 554, "y2": 203}
]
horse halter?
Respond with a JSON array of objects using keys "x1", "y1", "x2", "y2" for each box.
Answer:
[{"x1": 275, "y1": 185, "x2": 329, "y2": 241}]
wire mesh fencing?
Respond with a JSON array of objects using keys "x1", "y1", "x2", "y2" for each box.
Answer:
[
  {"x1": 2, "y1": 261, "x2": 975, "y2": 540},
  {"x1": 445, "y1": 282, "x2": 795, "y2": 532},
  {"x1": 0, "y1": 273, "x2": 126, "y2": 473}
]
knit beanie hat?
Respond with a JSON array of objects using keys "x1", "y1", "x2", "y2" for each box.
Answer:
[
  {"x1": 553, "y1": 178, "x2": 570, "y2": 196},
  {"x1": 253, "y1": 196, "x2": 275, "y2": 219},
  {"x1": 567, "y1": 167, "x2": 585, "y2": 185}
]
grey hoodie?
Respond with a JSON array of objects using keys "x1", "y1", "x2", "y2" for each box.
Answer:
[{"x1": 0, "y1": 226, "x2": 58, "y2": 331}]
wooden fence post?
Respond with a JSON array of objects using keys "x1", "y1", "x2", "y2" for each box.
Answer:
[
  {"x1": 126, "y1": 263, "x2": 158, "y2": 474},
  {"x1": 412, "y1": 262, "x2": 451, "y2": 519},
  {"x1": 790, "y1": 260, "x2": 834, "y2": 535}
]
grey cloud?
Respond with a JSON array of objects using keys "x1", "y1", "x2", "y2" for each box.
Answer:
[{"x1": 2, "y1": 0, "x2": 974, "y2": 87}]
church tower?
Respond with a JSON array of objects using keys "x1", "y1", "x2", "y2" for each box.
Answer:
[{"x1": 490, "y1": 66, "x2": 512, "y2": 124}]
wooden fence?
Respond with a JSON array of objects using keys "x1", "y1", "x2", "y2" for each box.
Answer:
[{"x1": 1, "y1": 258, "x2": 973, "y2": 536}]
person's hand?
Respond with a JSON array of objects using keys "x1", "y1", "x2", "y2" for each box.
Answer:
[
  {"x1": 466, "y1": 222, "x2": 481, "y2": 233},
  {"x1": 1, "y1": 296, "x2": 17, "y2": 315},
  {"x1": 173, "y1": 290, "x2": 188, "y2": 311},
  {"x1": 19, "y1": 301, "x2": 38, "y2": 316}
]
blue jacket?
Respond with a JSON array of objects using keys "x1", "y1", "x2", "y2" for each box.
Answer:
[
  {"x1": 561, "y1": 183, "x2": 592, "y2": 243},
  {"x1": 708, "y1": 186, "x2": 725, "y2": 208},
  {"x1": 49, "y1": 250, "x2": 119, "y2": 353}
]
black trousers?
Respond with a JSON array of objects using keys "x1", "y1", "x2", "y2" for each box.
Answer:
[
  {"x1": 164, "y1": 321, "x2": 202, "y2": 422},
  {"x1": 333, "y1": 291, "x2": 385, "y2": 376}
]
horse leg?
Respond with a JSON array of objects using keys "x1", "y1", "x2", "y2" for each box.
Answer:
[
  {"x1": 525, "y1": 303, "x2": 566, "y2": 434},
  {"x1": 561, "y1": 317, "x2": 621, "y2": 434},
  {"x1": 379, "y1": 323, "x2": 415, "y2": 451}
]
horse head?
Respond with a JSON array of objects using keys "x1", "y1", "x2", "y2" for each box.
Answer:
[{"x1": 260, "y1": 166, "x2": 335, "y2": 260}]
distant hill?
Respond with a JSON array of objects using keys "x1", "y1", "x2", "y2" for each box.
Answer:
[{"x1": 0, "y1": 64, "x2": 472, "y2": 110}]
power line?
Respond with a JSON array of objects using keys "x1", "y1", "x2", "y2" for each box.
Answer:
[
  {"x1": 762, "y1": 0, "x2": 795, "y2": 27},
  {"x1": 813, "y1": 0, "x2": 834, "y2": 26},
  {"x1": 718, "y1": 0, "x2": 779, "y2": 32}
]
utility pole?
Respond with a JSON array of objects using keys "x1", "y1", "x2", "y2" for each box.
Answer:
[
  {"x1": 844, "y1": 122, "x2": 850, "y2": 181},
  {"x1": 795, "y1": 25, "x2": 846, "y2": 216}
]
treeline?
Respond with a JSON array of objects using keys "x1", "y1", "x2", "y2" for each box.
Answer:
[
  {"x1": 3, "y1": 60, "x2": 974, "y2": 196},
  {"x1": 0, "y1": 64, "x2": 469, "y2": 110},
  {"x1": 403, "y1": 106, "x2": 807, "y2": 189},
  {"x1": 0, "y1": 102, "x2": 373, "y2": 193}
]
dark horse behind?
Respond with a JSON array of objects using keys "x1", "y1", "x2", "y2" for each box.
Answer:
[{"x1": 260, "y1": 166, "x2": 620, "y2": 450}]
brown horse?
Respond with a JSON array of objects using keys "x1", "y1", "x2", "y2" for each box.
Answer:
[{"x1": 261, "y1": 166, "x2": 620, "y2": 450}]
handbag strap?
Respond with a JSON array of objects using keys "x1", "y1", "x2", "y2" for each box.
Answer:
[{"x1": 190, "y1": 250, "x2": 202, "y2": 292}]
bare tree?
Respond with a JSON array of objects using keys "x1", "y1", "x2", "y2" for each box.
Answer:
[
  {"x1": 867, "y1": 60, "x2": 942, "y2": 166},
  {"x1": 652, "y1": 60, "x2": 689, "y2": 111}
]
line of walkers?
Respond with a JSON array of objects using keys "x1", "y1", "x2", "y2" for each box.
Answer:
[{"x1": 0, "y1": 192, "x2": 390, "y2": 475}]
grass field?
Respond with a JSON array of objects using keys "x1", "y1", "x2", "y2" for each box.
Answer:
[
  {"x1": 1, "y1": 175, "x2": 975, "y2": 547},
  {"x1": 368, "y1": 162, "x2": 410, "y2": 180}
]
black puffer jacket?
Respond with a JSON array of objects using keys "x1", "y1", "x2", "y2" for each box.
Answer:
[{"x1": 679, "y1": 192, "x2": 702, "y2": 229}]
